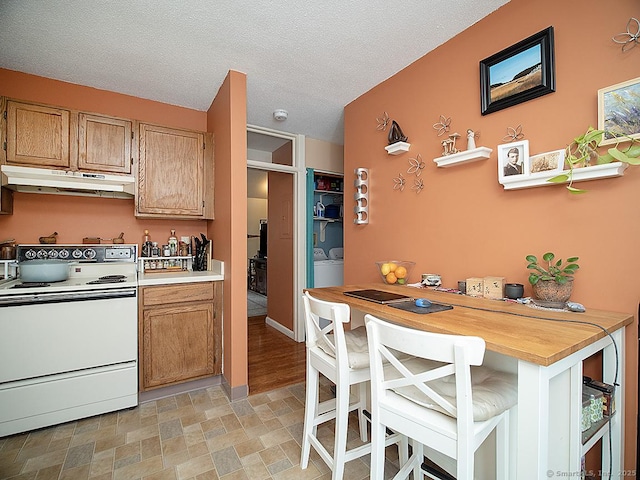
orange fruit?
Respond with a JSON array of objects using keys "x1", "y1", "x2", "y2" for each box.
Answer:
[
  {"x1": 386, "y1": 272, "x2": 397, "y2": 284},
  {"x1": 395, "y1": 266, "x2": 407, "y2": 278},
  {"x1": 388, "y1": 262, "x2": 398, "y2": 272}
]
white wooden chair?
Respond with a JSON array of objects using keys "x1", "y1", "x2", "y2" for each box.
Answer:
[
  {"x1": 365, "y1": 314, "x2": 517, "y2": 480},
  {"x1": 300, "y1": 291, "x2": 405, "y2": 480}
]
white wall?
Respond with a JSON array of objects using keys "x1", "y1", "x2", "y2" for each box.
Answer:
[{"x1": 305, "y1": 137, "x2": 344, "y2": 173}]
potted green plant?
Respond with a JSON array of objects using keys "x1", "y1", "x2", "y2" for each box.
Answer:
[
  {"x1": 549, "y1": 127, "x2": 640, "y2": 193},
  {"x1": 526, "y1": 252, "x2": 579, "y2": 303}
]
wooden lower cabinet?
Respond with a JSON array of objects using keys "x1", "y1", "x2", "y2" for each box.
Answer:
[{"x1": 139, "y1": 281, "x2": 222, "y2": 391}]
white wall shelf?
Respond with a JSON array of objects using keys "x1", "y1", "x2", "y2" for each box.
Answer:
[
  {"x1": 432, "y1": 146, "x2": 492, "y2": 168},
  {"x1": 500, "y1": 162, "x2": 628, "y2": 190},
  {"x1": 385, "y1": 141, "x2": 411, "y2": 155}
]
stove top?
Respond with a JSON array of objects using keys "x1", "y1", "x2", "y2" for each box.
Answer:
[
  {"x1": 11, "y1": 282, "x2": 51, "y2": 289},
  {"x1": 86, "y1": 275, "x2": 127, "y2": 285},
  {"x1": 0, "y1": 244, "x2": 138, "y2": 296}
]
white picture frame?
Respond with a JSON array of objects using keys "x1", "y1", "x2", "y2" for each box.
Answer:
[
  {"x1": 529, "y1": 149, "x2": 565, "y2": 176},
  {"x1": 497, "y1": 140, "x2": 529, "y2": 183}
]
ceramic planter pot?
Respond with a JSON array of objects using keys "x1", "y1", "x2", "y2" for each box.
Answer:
[{"x1": 532, "y1": 278, "x2": 573, "y2": 303}]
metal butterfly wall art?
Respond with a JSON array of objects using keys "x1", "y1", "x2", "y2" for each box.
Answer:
[
  {"x1": 613, "y1": 17, "x2": 640, "y2": 52},
  {"x1": 432, "y1": 115, "x2": 451, "y2": 137},
  {"x1": 393, "y1": 173, "x2": 406, "y2": 191},
  {"x1": 503, "y1": 125, "x2": 525, "y2": 142},
  {"x1": 412, "y1": 178, "x2": 424, "y2": 194},
  {"x1": 407, "y1": 154, "x2": 426, "y2": 177},
  {"x1": 376, "y1": 112, "x2": 391, "y2": 131}
]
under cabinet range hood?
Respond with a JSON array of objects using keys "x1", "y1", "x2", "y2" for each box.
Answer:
[{"x1": 1, "y1": 165, "x2": 135, "y2": 199}]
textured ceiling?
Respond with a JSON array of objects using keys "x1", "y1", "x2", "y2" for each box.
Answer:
[{"x1": 0, "y1": 0, "x2": 509, "y2": 145}]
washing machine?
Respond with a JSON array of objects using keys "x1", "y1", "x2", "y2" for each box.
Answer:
[{"x1": 313, "y1": 247, "x2": 344, "y2": 287}]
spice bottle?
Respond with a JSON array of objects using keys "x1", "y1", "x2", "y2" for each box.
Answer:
[
  {"x1": 142, "y1": 230, "x2": 152, "y2": 257},
  {"x1": 168, "y1": 230, "x2": 178, "y2": 256}
]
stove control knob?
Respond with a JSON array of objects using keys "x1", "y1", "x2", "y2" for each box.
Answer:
[
  {"x1": 37, "y1": 250, "x2": 48, "y2": 259},
  {"x1": 58, "y1": 249, "x2": 70, "y2": 259},
  {"x1": 83, "y1": 249, "x2": 96, "y2": 260},
  {"x1": 48, "y1": 249, "x2": 58, "y2": 259},
  {"x1": 72, "y1": 249, "x2": 83, "y2": 259},
  {"x1": 25, "y1": 249, "x2": 37, "y2": 260}
]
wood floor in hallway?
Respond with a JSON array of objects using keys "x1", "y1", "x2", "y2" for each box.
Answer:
[{"x1": 248, "y1": 315, "x2": 306, "y2": 395}]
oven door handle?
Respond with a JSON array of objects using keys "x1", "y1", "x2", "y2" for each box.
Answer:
[{"x1": 0, "y1": 288, "x2": 137, "y2": 307}]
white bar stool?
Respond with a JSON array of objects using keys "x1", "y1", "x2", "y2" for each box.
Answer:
[
  {"x1": 300, "y1": 292, "x2": 405, "y2": 480},
  {"x1": 365, "y1": 314, "x2": 517, "y2": 480}
]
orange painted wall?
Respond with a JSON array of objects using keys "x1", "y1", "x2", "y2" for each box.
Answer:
[
  {"x1": 207, "y1": 70, "x2": 248, "y2": 398},
  {"x1": 0, "y1": 68, "x2": 209, "y2": 245},
  {"x1": 344, "y1": 0, "x2": 638, "y2": 469}
]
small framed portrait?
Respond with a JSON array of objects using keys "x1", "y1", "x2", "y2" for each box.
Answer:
[
  {"x1": 529, "y1": 149, "x2": 565, "y2": 176},
  {"x1": 480, "y1": 27, "x2": 555, "y2": 115},
  {"x1": 497, "y1": 140, "x2": 529, "y2": 183},
  {"x1": 598, "y1": 76, "x2": 640, "y2": 146}
]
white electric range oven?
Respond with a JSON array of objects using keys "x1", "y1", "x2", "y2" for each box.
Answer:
[{"x1": 0, "y1": 244, "x2": 139, "y2": 437}]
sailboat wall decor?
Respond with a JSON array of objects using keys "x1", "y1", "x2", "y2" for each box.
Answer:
[{"x1": 385, "y1": 120, "x2": 411, "y2": 155}]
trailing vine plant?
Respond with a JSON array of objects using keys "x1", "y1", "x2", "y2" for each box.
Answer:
[{"x1": 548, "y1": 127, "x2": 640, "y2": 193}]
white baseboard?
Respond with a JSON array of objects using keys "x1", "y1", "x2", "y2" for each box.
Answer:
[{"x1": 265, "y1": 316, "x2": 295, "y2": 340}]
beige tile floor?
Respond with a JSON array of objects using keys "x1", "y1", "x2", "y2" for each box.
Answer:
[{"x1": 0, "y1": 380, "x2": 402, "y2": 480}]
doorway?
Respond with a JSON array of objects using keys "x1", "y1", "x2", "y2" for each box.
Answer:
[{"x1": 246, "y1": 126, "x2": 306, "y2": 342}]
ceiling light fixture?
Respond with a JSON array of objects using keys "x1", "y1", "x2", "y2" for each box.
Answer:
[{"x1": 273, "y1": 109, "x2": 288, "y2": 121}]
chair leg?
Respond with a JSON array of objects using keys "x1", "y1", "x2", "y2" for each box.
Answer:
[
  {"x1": 412, "y1": 440, "x2": 424, "y2": 480},
  {"x1": 456, "y1": 438, "x2": 474, "y2": 480},
  {"x1": 300, "y1": 364, "x2": 319, "y2": 469},
  {"x1": 332, "y1": 378, "x2": 350, "y2": 480},
  {"x1": 495, "y1": 412, "x2": 510, "y2": 480},
  {"x1": 369, "y1": 410, "x2": 386, "y2": 480},
  {"x1": 357, "y1": 382, "x2": 368, "y2": 442},
  {"x1": 398, "y1": 435, "x2": 409, "y2": 469}
]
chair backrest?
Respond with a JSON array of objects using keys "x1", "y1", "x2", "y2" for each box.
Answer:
[
  {"x1": 365, "y1": 313, "x2": 485, "y2": 426},
  {"x1": 303, "y1": 291, "x2": 351, "y2": 366}
]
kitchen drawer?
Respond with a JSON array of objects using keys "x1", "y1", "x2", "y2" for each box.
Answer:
[{"x1": 142, "y1": 282, "x2": 214, "y2": 306}]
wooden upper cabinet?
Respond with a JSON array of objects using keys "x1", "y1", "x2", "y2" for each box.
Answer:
[
  {"x1": 3, "y1": 98, "x2": 133, "y2": 175},
  {"x1": 137, "y1": 123, "x2": 214, "y2": 219},
  {"x1": 5, "y1": 100, "x2": 71, "y2": 168},
  {"x1": 78, "y1": 113, "x2": 132, "y2": 174}
]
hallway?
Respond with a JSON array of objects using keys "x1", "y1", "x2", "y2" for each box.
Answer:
[
  {"x1": 248, "y1": 315, "x2": 306, "y2": 395},
  {"x1": 247, "y1": 291, "x2": 267, "y2": 317}
]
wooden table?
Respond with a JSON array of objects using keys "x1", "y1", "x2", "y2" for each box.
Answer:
[{"x1": 307, "y1": 284, "x2": 633, "y2": 479}]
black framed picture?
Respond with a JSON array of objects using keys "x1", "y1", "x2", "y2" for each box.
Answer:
[{"x1": 480, "y1": 26, "x2": 555, "y2": 115}]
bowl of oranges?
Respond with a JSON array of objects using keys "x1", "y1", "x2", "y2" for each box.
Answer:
[{"x1": 375, "y1": 261, "x2": 415, "y2": 285}]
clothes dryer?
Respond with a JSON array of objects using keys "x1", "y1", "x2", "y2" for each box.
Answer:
[{"x1": 313, "y1": 247, "x2": 343, "y2": 287}]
